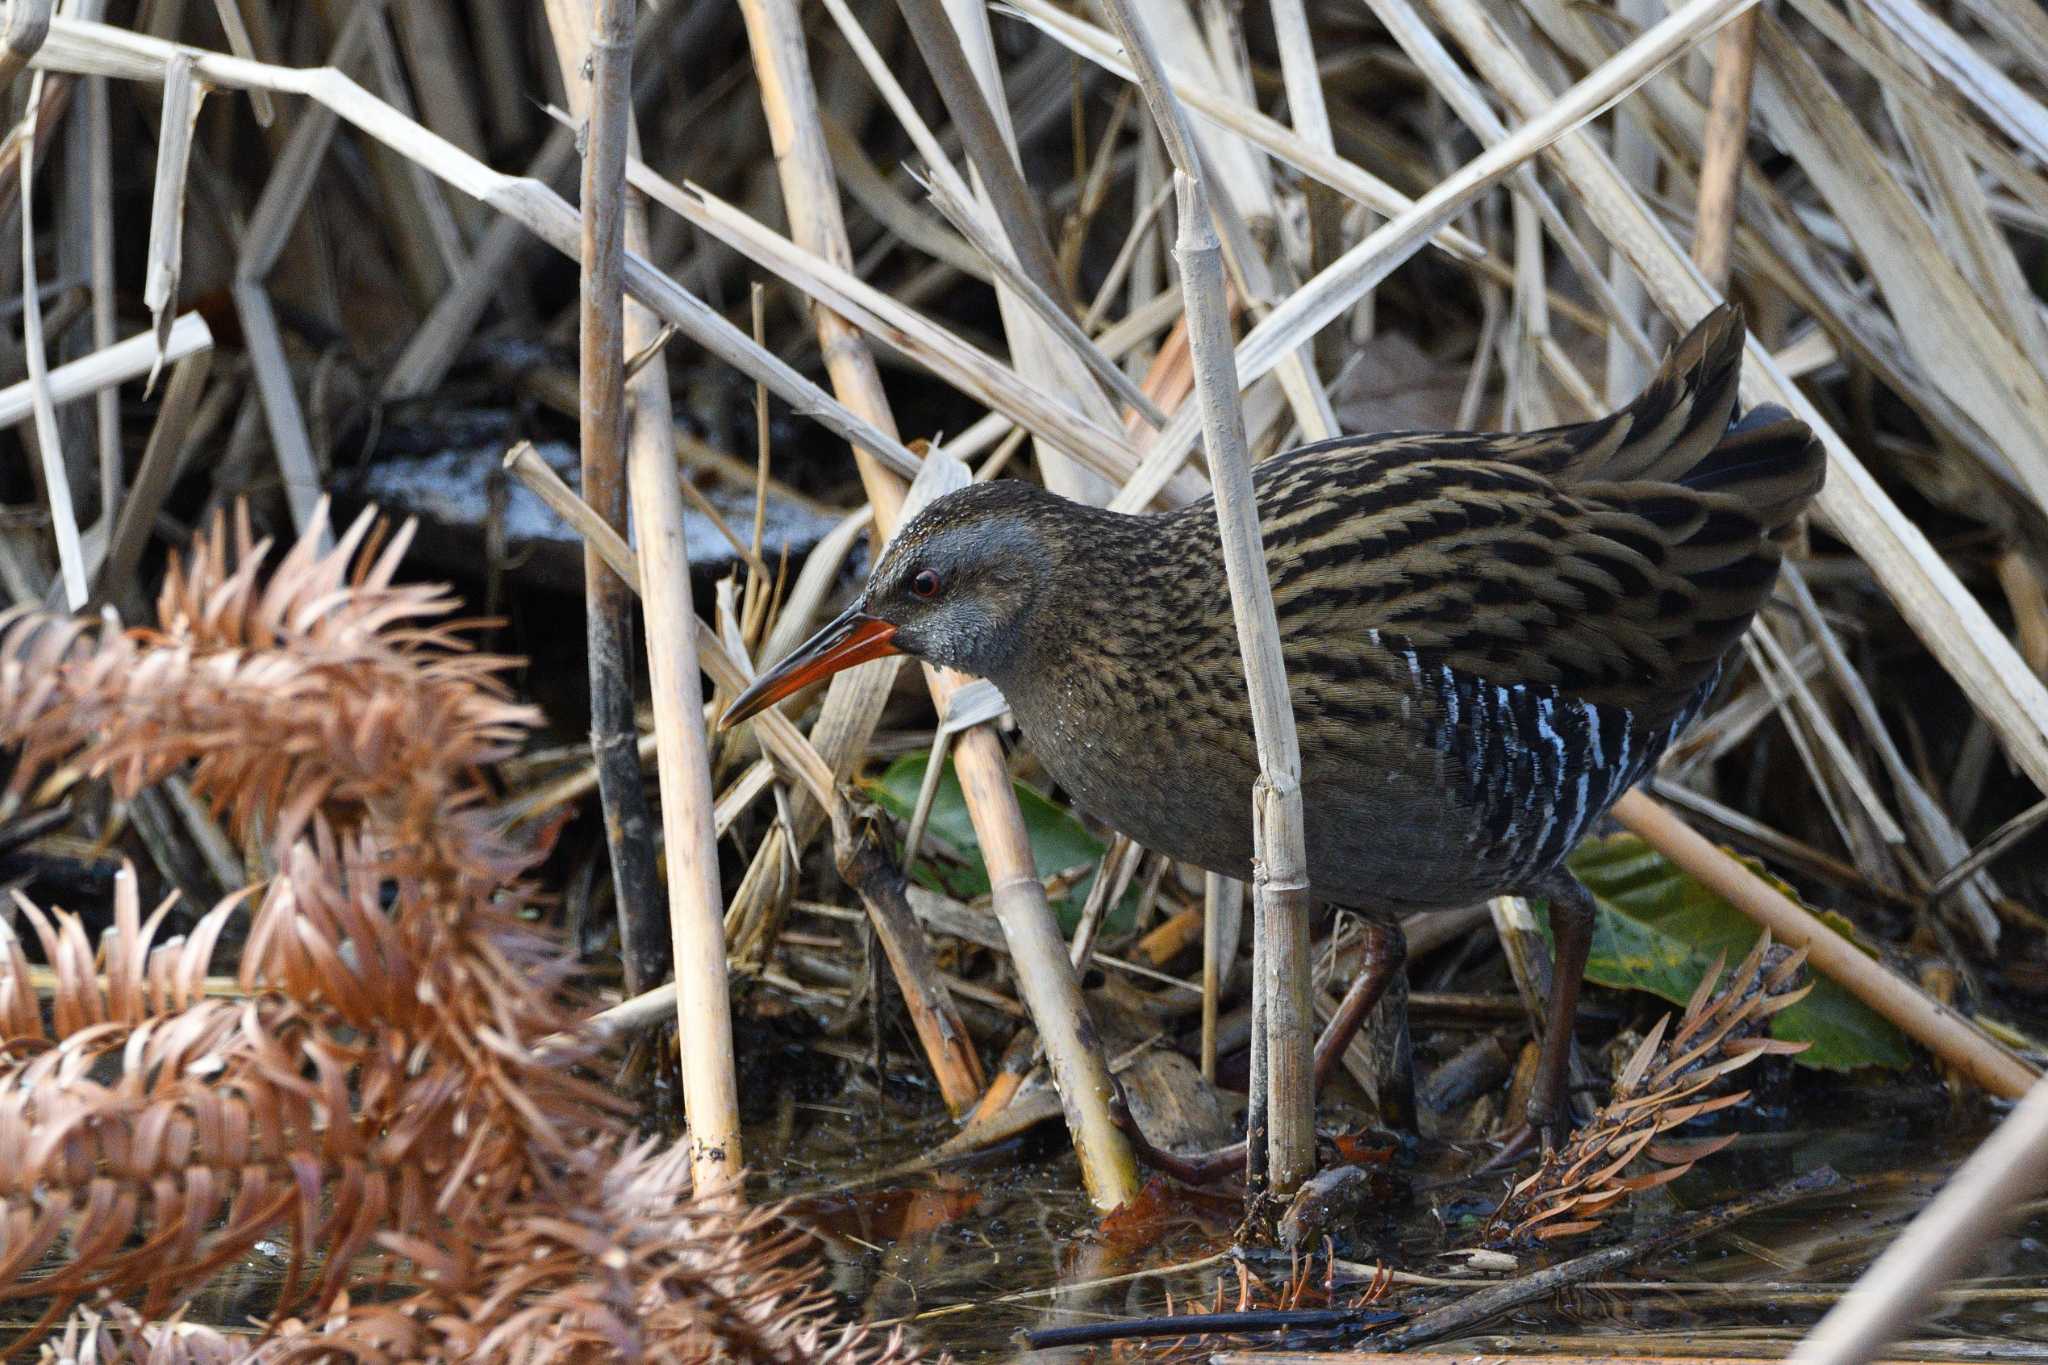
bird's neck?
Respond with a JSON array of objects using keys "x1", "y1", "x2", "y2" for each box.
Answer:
[{"x1": 990, "y1": 505, "x2": 1223, "y2": 721}]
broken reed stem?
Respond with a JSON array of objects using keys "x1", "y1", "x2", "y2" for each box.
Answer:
[
  {"x1": 833, "y1": 810, "x2": 987, "y2": 1115},
  {"x1": 1611, "y1": 790, "x2": 2038, "y2": 1099},
  {"x1": 541, "y1": 0, "x2": 741, "y2": 1197},
  {"x1": 1097, "y1": 0, "x2": 1315, "y2": 1195},
  {"x1": 1693, "y1": 8, "x2": 1760, "y2": 289},
  {"x1": 576, "y1": 0, "x2": 666, "y2": 998},
  {"x1": 736, "y1": 0, "x2": 1136, "y2": 1208},
  {"x1": 1790, "y1": 1072, "x2": 2048, "y2": 1365}
]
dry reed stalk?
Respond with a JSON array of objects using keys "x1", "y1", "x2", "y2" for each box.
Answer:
[
  {"x1": 499, "y1": 443, "x2": 837, "y2": 806},
  {"x1": 916, "y1": 0, "x2": 1127, "y2": 505},
  {"x1": 382, "y1": 123, "x2": 579, "y2": 399},
  {"x1": 33, "y1": 16, "x2": 928, "y2": 482},
  {"x1": 1102, "y1": 0, "x2": 1760, "y2": 513},
  {"x1": 833, "y1": 810, "x2": 987, "y2": 1114},
  {"x1": 915, "y1": 164, "x2": 1166, "y2": 428},
  {"x1": 722, "y1": 0, "x2": 922, "y2": 975},
  {"x1": 1203, "y1": 872, "x2": 1245, "y2": 1084},
  {"x1": 0, "y1": 310, "x2": 209, "y2": 425},
  {"x1": 227, "y1": 1, "x2": 380, "y2": 538},
  {"x1": 19, "y1": 66, "x2": 85, "y2": 609},
  {"x1": 1005, "y1": 0, "x2": 1635, "y2": 323},
  {"x1": 542, "y1": 0, "x2": 742, "y2": 1197},
  {"x1": 1269, "y1": 0, "x2": 1342, "y2": 373},
  {"x1": 1092, "y1": 0, "x2": 1316, "y2": 1194},
  {"x1": 1789, "y1": 1070, "x2": 2048, "y2": 1365},
  {"x1": 94, "y1": 347, "x2": 211, "y2": 608},
  {"x1": 78, "y1": 50, "x2": 115, "y2": 529},
  {"x1": 731, "y1": 0, "x2": 1137, "y2": 1208},
  {"x1": 1693, "y1": 9, "x2": 1761, "y2": 289},
  {"x1": 571, "y1": 0, "x2": 665, "y2": 1000},
  {"x1": 626, "y1": 170, "x2": 1140, "y2": 488}
]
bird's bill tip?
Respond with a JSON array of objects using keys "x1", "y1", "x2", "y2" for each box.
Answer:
[{"x1": 719, "y1": 608, "x2": 900, "y2": 729}]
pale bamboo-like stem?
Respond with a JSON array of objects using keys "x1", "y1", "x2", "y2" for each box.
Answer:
[
  {"x1": 734, "y1": 0, "x2": 1137, "y2": 1208},
  {"x1": 1790, "y1": 1071, "x2": 2048, "y2": 1365},
  {"x1": 83, "y1": 65, "x2": 115, "y2": 512},
  {"x1": 1098, "y1": 0, "x2": 1315, "y2": 1194},
  {"x1": 19, "y1": 66, "x2": 85, "y2": 609},
  {"x1": 542, "y1": 0, "x2": 741, "y2": 1198},
  {"x1": 0, "y1": 311, "x2": 209, "y2": 425},
  {"x1": 1612, "y1": 790, "x2": 2036, "y2": 1100},
  {"x1": 1693, "y1": 9, "x2": 1760, "y2": 289}
]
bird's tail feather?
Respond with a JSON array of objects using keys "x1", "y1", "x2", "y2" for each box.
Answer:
[{"x1": 1576, "y1": 303, "x2": 1748, "y2": 485}]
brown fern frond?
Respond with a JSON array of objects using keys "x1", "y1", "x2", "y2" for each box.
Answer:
[
  {"x1": 0, "y1": 500, "x2": 540, "y2": 889},
  {"x1": 1483, "y1": 934, "x2": 1811, "y2": 1246},
  {"x1": 0, "y1": 506, "x2": 921, "y2": 1362},
  {"x1": 0, "y1": 870, "x2": 462, "y2": 1339},
  {"x1": 278, "y1": 1142, "x2": 920, "y2": 1365}
]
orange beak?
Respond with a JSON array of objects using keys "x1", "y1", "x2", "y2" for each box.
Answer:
[{"x1": 720, "y1": 604, "x2": 901, "y2": 729}]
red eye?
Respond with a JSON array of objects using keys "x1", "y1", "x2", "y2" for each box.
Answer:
[{"x1": 910, "y1": 568, "x2": 942, "y2": 600}]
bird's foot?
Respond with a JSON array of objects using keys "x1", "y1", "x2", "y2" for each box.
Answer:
[
  {"x1": 1108, "y1": 1080, "x2": 1248, "y2": 1186},
  {"x1": 1477, "y1": 1122, "x2": 1541, "y2": 1174}
]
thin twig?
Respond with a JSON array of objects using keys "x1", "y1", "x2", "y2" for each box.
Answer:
[{"x1": 1376, "y1": 1168, "x2": 1842, "y2": 1350}]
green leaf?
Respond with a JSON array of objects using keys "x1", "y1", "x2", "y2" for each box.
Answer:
[
  {"x1": 1546, "y1": 833, "x2": 1912, "y2": 1072},
  {"x1": 863, "y1": 753, "x2": 1134, "y2": 935}
]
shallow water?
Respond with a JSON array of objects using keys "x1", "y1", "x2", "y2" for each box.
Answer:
[{"x1": 757, "y1": 1070, "x2": 2048, "y2": 1362}]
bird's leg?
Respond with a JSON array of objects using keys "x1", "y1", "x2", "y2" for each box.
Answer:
[
  {"x1": 1310, "y1": 917, "x2": 1416, "y2": 1134},
  {"x1": 1525, "y1": 871, "x2": 1597, "y2": 1148}
]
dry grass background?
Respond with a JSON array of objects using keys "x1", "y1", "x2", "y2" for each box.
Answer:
[{"x1": 3, "y1": 0, "x2": 2048, "y2": 1358}]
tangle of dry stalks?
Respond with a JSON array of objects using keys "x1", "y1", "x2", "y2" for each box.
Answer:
[
  {"x1": 1483, "y1": 934, "x2": 1813, "y2": 1245},
  {"x1": 0, "y1": 504, "x2": 915, "y2": 1363}
]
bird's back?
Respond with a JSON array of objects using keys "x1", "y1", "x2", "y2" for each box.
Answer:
[{"x1": 1019, "y1": 306, "x2": 1824, "y2": 908}]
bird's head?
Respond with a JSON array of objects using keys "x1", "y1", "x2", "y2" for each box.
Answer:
[{"x1": 720, "y1": 481, "x2": 1067, "y2": 728}]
